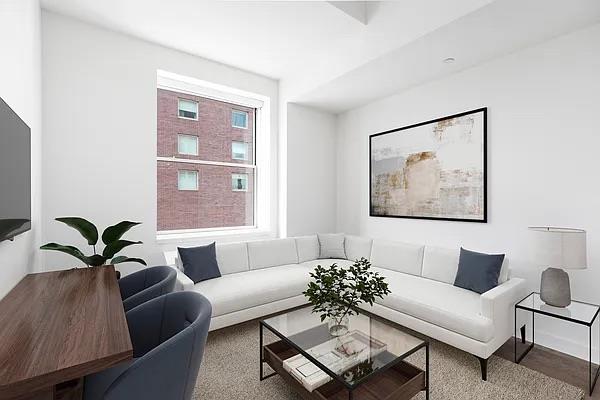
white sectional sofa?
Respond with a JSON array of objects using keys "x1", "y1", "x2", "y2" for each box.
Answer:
[{"x1": 165, "y1": 234, "x2": 527, "y2": 380}]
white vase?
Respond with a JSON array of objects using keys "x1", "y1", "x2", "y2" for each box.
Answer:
[{"x1": 328, "y1": 314, "x2": 349, "y2": 337}]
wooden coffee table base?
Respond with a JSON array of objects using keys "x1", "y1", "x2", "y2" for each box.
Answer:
[{"x1": 262, "y1": 340, "x2": 426, "y2": 400}]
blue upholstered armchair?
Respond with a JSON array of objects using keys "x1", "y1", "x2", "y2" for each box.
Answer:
[
  {"x1": 84, "y1": 291, "x2": 212, "y2": 400},
  {"x1": 118, "y1": 265, "x2": 177, "y2": 311}
]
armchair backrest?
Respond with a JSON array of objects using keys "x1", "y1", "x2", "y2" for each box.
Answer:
[
  {"x1": 119, "y1": 266, "x2": 177, "y2": 311},
  {"x1": 105, "y1": 292, "x2": 212, "y2": 400}
]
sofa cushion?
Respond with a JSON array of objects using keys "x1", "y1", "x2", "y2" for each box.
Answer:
[
  {"x1": 373, "y1": 268, "x2": 493, "y2": 342},
  {"x1": 371, "y1": 240, "x2": 424, "y2": 276},
  {"x1": 216, "y1": 242, "x2": 249, "y2": 275},
  {"x1": 421, "y1": 246, "x2": 459, "y2": 284},
  {"x1": 345, "y1": 235, "x2": 373, "y2": 262},
  {"x1": 247, "y1": 238, "x2": 298, "y2": 270},
  {"x1": 295, "y1": 235, "x2": 319, "y2": 263},
  {"x1": 178, "y1": 243, "x2": 221, "y2": 284},
  {"x1": 318, "y1": 233, "x2": 346, "y2": 259},
  {"x1": 454, "y1": 248, "x2": 505, "y2": 294},
  {"x1": 190, "y1": 264, "x2": 311, "y2": 317}
]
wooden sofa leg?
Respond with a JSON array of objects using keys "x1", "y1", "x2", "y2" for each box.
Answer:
[
  {"x1": 520, "y1": 325, "x2": 526, "y2": 344},
  {"x1": 477, "y1": 357, "x2": 488, "y2": 381}
]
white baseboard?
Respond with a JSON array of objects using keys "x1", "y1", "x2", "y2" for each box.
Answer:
[{"x1": 530, "y1": 328, "x2": 599, "y2": 364}]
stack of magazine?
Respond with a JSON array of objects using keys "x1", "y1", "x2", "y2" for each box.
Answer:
[{"x1": 282, "y1": 330, "x2": 387, "y2": 392}]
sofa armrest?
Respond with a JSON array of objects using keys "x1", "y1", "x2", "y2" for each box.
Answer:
[
  {"x1": 481, "y1": 278, "x2": 528, "y2": 337},
  {"x1": 167, "y1": 265, "x2": 194, "y2": 292}
]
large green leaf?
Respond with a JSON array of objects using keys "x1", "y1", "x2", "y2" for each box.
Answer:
[
  {"x1": 111, "y1": 256, "x2": 147, "y2": 266},
  {"x1": 102, "y1": 240, "x2": 142, "y2": 259},
  {"x1": 40, "y1": 242, "x2": 92, "y2": 266},
  {"x1": 55, "y1": 217, "x2": 98, "y2": 245},
  {"x1": 101, "y1": 221, "x2": 142, "y2": 245}
]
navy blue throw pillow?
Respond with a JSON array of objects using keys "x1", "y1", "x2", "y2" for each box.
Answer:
[
  {"x1": 178, "y1": 242, "x2": 221, "y2": 284},
  {"x1": 453, "y1": 247, "x2": 505, "y2": 294}
]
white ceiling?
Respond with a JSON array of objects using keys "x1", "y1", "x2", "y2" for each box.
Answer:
[
  {"x1": 295, "y1": 0, "x2": 600, "y2": 112},
  {"x1": 40, "y1": 1, "x2": 492, "y2": 90},
  {"x1": 40, "y1": 0, "x2": 600, "y2": 113}
]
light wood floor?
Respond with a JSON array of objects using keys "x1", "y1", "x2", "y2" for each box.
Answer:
[{"x1": 494, "y1": 337, "x2": 600, "y2": 399}]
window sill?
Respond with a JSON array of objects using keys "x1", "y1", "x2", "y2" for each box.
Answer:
[{"x1": 156, "y1": 227, "x2": 274, "y2": 244}]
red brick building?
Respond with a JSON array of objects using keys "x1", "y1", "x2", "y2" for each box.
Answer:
[{"x1": 157, "y1": 88, "x2": 255, "y2": 231}]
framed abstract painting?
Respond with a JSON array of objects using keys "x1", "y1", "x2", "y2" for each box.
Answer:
[{"x1": 369, "y1": 108, "x2": 487, "y2": 222}]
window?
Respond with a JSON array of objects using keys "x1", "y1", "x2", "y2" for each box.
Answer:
[
  {"x1": 232, "y1": 141, "x2": 248, "y2": 160},
  {"x1": 232, "y1": 110, "x2": 248, "y2": 129},
  {"x1": 157, "y1": 71, "x2": 265, "y2": 234},
  {"x1": 178, "y1": 99, "x2": 198, "y2": 119},
  {"x1": 232, "y1": 174, "x2": 248, "y2": 191},
  {"x1": 178, "y1": 134, "x2": 198, "y2": 155},
  {"x1": 178, "y1": 170, "x2": 198, "y2": 191}
]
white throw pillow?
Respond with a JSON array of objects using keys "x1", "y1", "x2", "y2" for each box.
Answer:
[{"x1": 318, "y1": 233, "x2": 346, "y2": 259}]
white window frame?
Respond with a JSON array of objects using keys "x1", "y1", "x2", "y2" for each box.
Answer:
[
  {"x1": 231, "y1": 141, "x2": 248, "y2": 161},
  {"x1": 157, "y1": 70, "x2": 271, "y2": 240},
  {"x1": 232, "y1": 173, "x2": 248, "y2": 192},
  {"x1": 177, "y1": 134, "x2": 199, "y2": 156},
  {"x1": 177, "y1": 170, "x2": 199, "y2": 191},
  {"x1": 232, "y1": 110, "x2": 248, "y2": 129},
  {"x1": 177, "y1": 98, "x2": 198, "y2": 120}
]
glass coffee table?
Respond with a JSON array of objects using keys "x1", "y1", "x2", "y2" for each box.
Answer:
[{"x1": 260, "y1": 306, "x2": 429, "y2": 400}]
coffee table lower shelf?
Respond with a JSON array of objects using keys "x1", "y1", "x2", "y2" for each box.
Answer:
[{"x1": 262, "y1": 340, "x2": 426, "y2": 400}]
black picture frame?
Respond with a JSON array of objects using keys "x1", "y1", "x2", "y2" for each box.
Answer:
[{"x1": 369, "y1": 107, "x2": 487, "y2": 223}]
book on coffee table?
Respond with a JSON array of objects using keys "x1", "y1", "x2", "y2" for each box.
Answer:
[{"x1": 282, "y1": 330, "x2": 387, "y2": 392}]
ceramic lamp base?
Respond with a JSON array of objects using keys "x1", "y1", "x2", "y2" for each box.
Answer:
[{"x1": 540, "y1": 267, "x2": 571, "y2": 308}]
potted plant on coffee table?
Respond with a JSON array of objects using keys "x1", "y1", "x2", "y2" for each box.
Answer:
[{"x1": 303, "y1": 257, "x2": 390, "y2": 336}]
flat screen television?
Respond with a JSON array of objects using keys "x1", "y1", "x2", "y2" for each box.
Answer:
[{"x1": 0, "y1": 96, "x2": 31, "y2": 242}]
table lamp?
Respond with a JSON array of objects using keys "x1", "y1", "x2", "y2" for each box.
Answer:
[{"x1": 529, "y1": 226, "x2": 587, "y2": 308}]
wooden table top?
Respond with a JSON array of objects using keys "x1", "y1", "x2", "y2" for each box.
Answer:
[{"x1": 0, "y1": 266, "x2": 133, "y2": 399}]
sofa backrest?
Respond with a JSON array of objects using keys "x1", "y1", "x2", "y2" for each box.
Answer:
[
  {"x1": 247, "y1": 238, "x2": 298, "y2": 270},
  {"x1": 499, "y1": 258, "x2": 510, "y2": 283},
  {"x1": 422, "y1": 245, "x2": 511, "y2": 284},
  {"x1": 421, "y1": 246, "x2": 459, "y2": 284},
  {"x1": 370, "y1": 240, "x2": 424, "y2": 276},
  {"x1": 216, "y1": 242, "x2": 249, "y2": 275},
  {"x1": 295, "y1": 235, "x2": 319, "y2": 263},
  {"x1": 164, "y1": 235, "x2": 512, "y2": 284},
  {"x1": 164, "y1": 243, "x2": 250, "y2": 276},
  {"x1": 344, "y1": 235, "x2": 373, "y2": 262}
]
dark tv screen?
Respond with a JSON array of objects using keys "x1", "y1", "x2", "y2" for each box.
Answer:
[{"x1": 0, "y1": 96, "x2": 31, "y2": 242}]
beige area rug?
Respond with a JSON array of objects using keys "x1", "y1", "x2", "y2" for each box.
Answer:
[{"x1": 193, "y1": 321, "x2": 584, "y2": 400}]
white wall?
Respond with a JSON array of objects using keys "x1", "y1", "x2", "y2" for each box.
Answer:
[
  {"x1": 336, "y1": 23, "x2": 600, "y2": 360},
  {"x1": 286, "y1": 103, "x2": 337, "y2": 236},
  {"x1": 0, "y1": 0, "x2": 42, "y2": 298},
  {"x1": 41, "y1": 11, "x2": 278, "y2": 274}
]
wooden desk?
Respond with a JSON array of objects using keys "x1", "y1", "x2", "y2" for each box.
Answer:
[{"x1": 0, "y1": 266, "x2": 133, "y2": 400}]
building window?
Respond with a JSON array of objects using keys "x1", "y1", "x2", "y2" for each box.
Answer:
[
  {"x1": 178, "y1": 134, "x2": 198, "y2": 156},
  {"x1": 178, "y1": 99, "x2": 198, "y2": 120},
  {"x1": 232, "y1": 174, "x2": 248, "y2": 191},
  {"x1": 232, "y1": 141, "x2": 248, "y2": 160},
  {"x1": 232, "y1": 110, "x2": 248, "y2": 129},
  {"x1": 178, "y1": 170, "x2": 198, "y2": 191}
]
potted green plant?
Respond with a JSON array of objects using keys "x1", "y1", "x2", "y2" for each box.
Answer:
[
  {"x1": 40, "y1": 217, "x2": 146, "y2": 267},
  {"x1": 303, "y1": 258, "x2": 390, "y2": 336}
]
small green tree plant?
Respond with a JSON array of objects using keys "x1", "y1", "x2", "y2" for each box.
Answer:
[
  {"x1": 40, "y1": 217, "x2": 146, "y2": 267},
  {"x1": 303, "y1": 258, "x2": 390, "y2": 333}
]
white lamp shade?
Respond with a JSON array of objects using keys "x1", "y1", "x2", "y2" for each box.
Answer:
[{"x1": 529, "y1": 227, "x2": 587, "y2": 270}]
